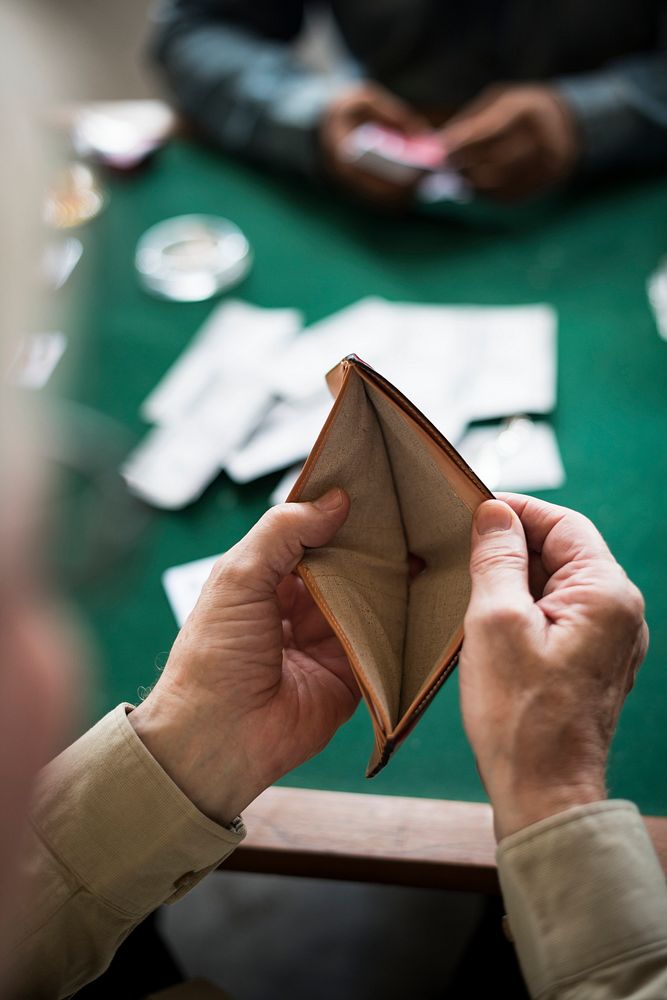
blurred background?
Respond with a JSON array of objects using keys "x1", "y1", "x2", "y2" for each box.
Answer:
[{"x1": 49, "y1": 0, "x2": 156, "y2": 100}]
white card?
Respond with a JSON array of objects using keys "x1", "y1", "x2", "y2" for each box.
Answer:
[
  {"x1": 122, "y1": 419, "x2": 229, "y2": 509},
  {"x1": 127, "y1": 300, "x2": 303, "y2": 508},
  {"x1": 452, "y1": 306, "x2": 557, "y2": 420},
  {"x1": 162, "y1": 553, "x2": 222, "y2": 627},
  {"x1": 269, "y1": 300, "x2": 556, "y2": 428},
  {"x1": 459, "y1": 419, "x2": 565, "y2": 492},
  {"x1": 10, "y1": 332, "x2": 67, "y2": 389},
  {"x1": 226, "y1": 391, "x2": 333, "y2": 484},
  {"x1": 142, "y1": 299, "x2": 302, "y2": 425},
  {"x1": 269, "y1": 297, "x2": 392, "y2": 402}
]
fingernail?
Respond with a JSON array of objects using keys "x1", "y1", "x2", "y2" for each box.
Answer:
[
  {"x1": 476, "y1": 501, "x2": 512, "y2": 535},
  {"x1": 314, "y1": 488, "x2": 344, "y2": 512}
]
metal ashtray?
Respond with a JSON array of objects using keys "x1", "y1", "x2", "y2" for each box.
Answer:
[{"x1": 135, "y1": 215, "x2": 252, "y2": 302}]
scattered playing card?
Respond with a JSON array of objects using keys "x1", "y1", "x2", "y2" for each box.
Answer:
[
  {"x1": 162, "y1": 553, "x2": 222, "y2": 627},
  {"x1": 142, "y1": 299, "x2": 301, "y2": 425},
  {"x1": 125, "y1": 301, "x2": 302, "y2": 508},
  {"x1": 129, "y1": 296, "x2": 559, "y2": 503},
  {"x1": 122, "y1": 419, "x2": 231, "y2": 510},
  {"x1": 459, "y1": 418, "x2": 565, "y2": 492},
  {"x1": 270, "y1": 299, "x2": 556, "y2": 425},
  {"x1": 226, "y1": 391, "x2": 333, "y2": 484}
]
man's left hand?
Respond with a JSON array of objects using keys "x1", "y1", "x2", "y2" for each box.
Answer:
[
  {"x1": 440, "y1": 85, "x2": 579, "y2": 201},
  {"x1": 129, "y1": 490, "x2": 359, "y2": 826}
]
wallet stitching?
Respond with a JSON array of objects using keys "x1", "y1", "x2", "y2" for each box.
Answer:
[
  {"x1": 397, "y1": 623, "x2": 465, "y2": 724},
  {"x1": 286, "y1": 366, "x2": 353, "y2": 504},
  {"x1": 288, "y1": 365, "x2": 393, "y2": 737},
  {"x1": 404, "y1": 652, "x2": 460, "y2": 725}
]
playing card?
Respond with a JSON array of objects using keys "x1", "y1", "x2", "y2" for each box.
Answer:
[
  {"x1": 270, "y1": 299, "x2": 556, "y2": 430},
  {"x1": 121, "y1": 419, "x2": 228, "y2": 510},
  {"x1": 226, "y1": 391, "x2": 333, "y2": 484},
  {"x1": 269, "y1": 297, "x2": 393, "y2": 402},
  {"x1": 341, "y1": 124, "x2": 445, "y2": 183},
  {"x1": 162, "y1": 553, "x2": 222, "y2": 627},
  {"x1": 142, "y1": 299, "x2": 301, "y2": 425},
  {"x1": 126, "y1": 300, "x2": 303, "y2": 508},
  {"x1": 459, "y1": 418, "x2": 565, "y2": 492}
]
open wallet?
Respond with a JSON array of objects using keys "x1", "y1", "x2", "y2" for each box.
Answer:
[{"x1": 286, "y1": 356, "x2": 493, "y2": 777}]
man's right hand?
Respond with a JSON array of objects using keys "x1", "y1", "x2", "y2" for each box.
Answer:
[
  {"x1": 320, "y1": 82, "x2": 428, "y2": 205},
  {"x1": 459, "y1": 494, "x2": 648, "y2": 842}
]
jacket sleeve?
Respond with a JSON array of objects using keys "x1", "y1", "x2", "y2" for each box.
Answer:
[
  {"x1": 150, "y1": 0, "x2": 354, "y2": 175},
  {"x1": 497, "y1": 800, "x2": 667, "y2": 999},
  {"x1": 554, "y1": 51, "x2": 667, "y2": 171},
  {"x1": 9, "y1": 704, "x2": 245, "y2": 1000}
]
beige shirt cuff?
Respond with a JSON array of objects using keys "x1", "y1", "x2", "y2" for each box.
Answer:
[
  {"x1": 497, "y1": 800, "x2": 667, "y2": 998},
  {"x1": 30, "y1": 704, "x2": 246, "y2": 916}
]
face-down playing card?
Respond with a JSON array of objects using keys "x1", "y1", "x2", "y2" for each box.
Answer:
[{"x1": 287, "y1": 356, "x2": 492, "y2": 776}]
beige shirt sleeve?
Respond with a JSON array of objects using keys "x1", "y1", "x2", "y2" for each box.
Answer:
[
  {"x1": 9, "y1": 704, "x2": 246, "y2": 1000},
  {"x1": 497, "y1": 800, "x2": 667, "y2": 999}
]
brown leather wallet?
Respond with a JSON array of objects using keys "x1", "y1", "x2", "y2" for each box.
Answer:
[{"x1": 287, "y1": 356, "x2": 492, "y2": 776}]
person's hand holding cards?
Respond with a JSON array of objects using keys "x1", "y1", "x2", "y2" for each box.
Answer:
[{"x1": 320, "y1": 81, "x2": 431, "y2": 204}]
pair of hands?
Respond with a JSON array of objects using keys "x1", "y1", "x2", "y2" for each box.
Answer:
[
  {"x1": 130, "y1": 488, "x2": 647, "y2": 841},
  {"x1": 320, "y1": 81, "x2": 579, "y2": 204}
]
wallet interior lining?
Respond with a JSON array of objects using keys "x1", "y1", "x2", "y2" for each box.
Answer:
[
  {"x1": 296, "y1": 371, "x2": 473, "y2": 732},
  {"x1": 297, "y1": 374, "x2": 408, "y2": 730},
  {"x1": 365, "y1": 383, "x2": 473, "y2": 719}
]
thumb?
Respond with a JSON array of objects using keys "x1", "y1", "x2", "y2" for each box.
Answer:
[
  {"x1": 468, "y1": 500, "x2": 531, "y2": 606},
  {"x1": 227, "y1": 488, "x2": 350, "y2": 591}
]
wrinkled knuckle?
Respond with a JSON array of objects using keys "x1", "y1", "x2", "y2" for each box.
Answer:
[
  {"x1": 259, "y1": 504, "x2": 287, "y2": 528},
  {"x1": 258, "y1": 503, "x2": 299, "y2": 537},
  {"x1": 477, "y1": 602, "x2": 529, "y2": 635},
  {"x1": 601, "y1": 581, "x2": 645, "y2": 631},
  {"x1": 470, "y1": 549, "x2": 525, "y2": 577},
  {"x1": 212, "y1": 552, "x2": 256, "y2": 589}
]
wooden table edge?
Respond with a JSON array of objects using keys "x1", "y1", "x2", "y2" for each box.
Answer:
[{"x1": 222, "y1": 786, "x2": 667, "y2": 894}]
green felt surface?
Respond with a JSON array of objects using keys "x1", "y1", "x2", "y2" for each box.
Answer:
[{"x1": 62, "y1": 141, "x2": 667, "y2": 812}]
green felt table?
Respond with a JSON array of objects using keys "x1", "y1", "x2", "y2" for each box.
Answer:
[{"x1": 62, "y1": 139, "x2": 667, "y2": 820}]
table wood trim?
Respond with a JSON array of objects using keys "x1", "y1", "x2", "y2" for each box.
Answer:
[{"x1": 223, "y1": 787, "x2": 667, "y2": 894}]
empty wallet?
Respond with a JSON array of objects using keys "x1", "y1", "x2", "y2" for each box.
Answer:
[{"x1": 287, "y1": 356, "x2": 492, "y2": 777}]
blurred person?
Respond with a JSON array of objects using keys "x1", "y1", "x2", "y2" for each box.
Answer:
[
  {"x1": 151, "y1": 1, "x2": 667, "y2": 203},
  {"x1": 2, "y1": 4, "x2": 667, "y2": 1000}
]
